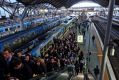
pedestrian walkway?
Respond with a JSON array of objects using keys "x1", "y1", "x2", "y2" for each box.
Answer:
[
  {"x1": 72, "y1": 73, "x2": 94, "y2": 80},
  {"x1": 78, "y1": 21, "x2": 100, "y2": 80}
]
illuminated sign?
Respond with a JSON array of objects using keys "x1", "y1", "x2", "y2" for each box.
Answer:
[{"x1": 77, "y1": 35, "x2": 83, "y2": 43}]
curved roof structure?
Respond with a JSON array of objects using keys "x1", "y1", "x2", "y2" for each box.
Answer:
[{"x1": 17, "y1": 0, "x2": 119, "y2": 8}]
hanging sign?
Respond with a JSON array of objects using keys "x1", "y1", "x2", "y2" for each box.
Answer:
[{"x1": 77, "y1": 35, "x2": 83, "y2": 43}]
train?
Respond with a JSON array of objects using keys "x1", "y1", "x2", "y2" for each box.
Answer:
[
  {"x1": 0, "y1": 18, "x2": 61, "y2": 52},
  {"x1": 0, "y1": 16, "x2": 60, "y2": 38},
  {"x1": 0, "y1": 19, "x2": 45, "y2": 38},
  {"x1": 98, "y1": 16, "x2": 119, "y2": 26},
  {"x1": 30, "y1": 16, "x2": 77, "y2": 57}
]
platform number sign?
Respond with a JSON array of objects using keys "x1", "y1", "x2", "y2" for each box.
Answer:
[{"x1": 77, "y1": 35, "x2": 83, "y2": 43}]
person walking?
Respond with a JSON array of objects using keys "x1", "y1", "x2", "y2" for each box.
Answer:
[
  {"x1": 94, "y1": 65, "x2": 99, "y2": 79},
  {"x1": 67, "y1": 62, "x2": 75, "y2": 80},
  {"x1": 74, "y1": 61, "x2": 80, "y2": 75},
  {"x1": 92, "y1": 35, "x2": 95, "y2": 42}
]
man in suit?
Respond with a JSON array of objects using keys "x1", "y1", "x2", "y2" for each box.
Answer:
[
  {"x1": 2, "y1": 48, "x2": 17, "y2": 79},
  {"x1": 0, "y1": 53, "x2": 6, "y2": 80}
]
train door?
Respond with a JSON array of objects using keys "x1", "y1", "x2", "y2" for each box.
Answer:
[{"x1": 40, "y1": 48, "x2": 44, "y2": 56}]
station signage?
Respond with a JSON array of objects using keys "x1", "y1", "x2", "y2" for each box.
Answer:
[{"x1": 77, "y1": 35, "x2": 83, "y2": 43}]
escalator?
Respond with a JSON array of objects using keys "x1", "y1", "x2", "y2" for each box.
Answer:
[
  {"x1": 30, "y1": 70, "x2": 95, "y2": 80},
  {"x1": 30, "y1": 69, "x2": 67, "y2": 80}
]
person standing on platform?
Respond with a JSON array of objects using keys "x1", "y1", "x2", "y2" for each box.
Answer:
[
  {"x1": 92, "y1": 35, "x2": 95, "y2": 42},
  {"x1": 93, "y1": 65, "x2": 99, "y2": 79},
  {"x1": 78, "y1": 24, "x2": 80, "y2": 31},
  {"x1": 82, "y1": 28, "x2": 86, "y2": 37},
  {"x1": 0, "y1": 53, "x2": 6, "y2": 80},
  {"x1": 88, "y1": 52, "x2": 92, "y2": 62},
  {"x1": 2, "y1": 48, "x2": 17, "y2": 79},
  {"x1": 79, "y1": 60, "x2": 84, "y2": 73},
  {"x1": 11, "y1": 58, "x2": 33, "y2": 80},
  {"x1": 67, "y1": 62, "x2": 75, "y2": 80},
  {"x1": 74, "y1": 61, "x2": 80, "y2": 75},
  {"x1": 15, "y1": 50, "x2": 24, "y2": 62}
]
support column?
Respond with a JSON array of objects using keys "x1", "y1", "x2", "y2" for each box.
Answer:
[
  {"x1": 19, "y1": 7, "x2": 29, "y2": 29},
  {"x1": 100, "y1": 0, "x2": 115, "y2": 80}
]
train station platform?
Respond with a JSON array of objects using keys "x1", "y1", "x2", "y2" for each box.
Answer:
[
  {"x1": 71, "y1": 19, "x2": 111, "y2": 80},
  {"x1": 53, "y1": 19, "x2": 103, "y2": 80},
  {"x1": 78, "y1": 22, "x2": 100, "y2": 79},
  {"x1": 29, "y1": 19, "x2": 109, "y2": 80},
  {"x1": 69, "y1": 20, "x2": 101, "y2": 80},
  {"x1": 44, "y1": 19, "x2": 103, "y2": 80},
  {"x1": 0, "y1": 16, "x2": 113, "y2": 80}
]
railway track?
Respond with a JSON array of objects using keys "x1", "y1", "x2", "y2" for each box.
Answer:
[{"x1": 92, "y1": 18, "x2": 119, "y2": 80}]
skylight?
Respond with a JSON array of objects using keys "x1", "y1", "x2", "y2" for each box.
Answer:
[{"x1": 71, "y1": 1, "x2": 100, "y2": 8}]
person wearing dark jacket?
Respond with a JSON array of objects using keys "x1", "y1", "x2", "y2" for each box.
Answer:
[
  {"x1": 24, "y1": 54, "x2": 35, "y2": 73},
  {"x1": 94, "y1": 65, "x2": 99, "y2": 79},
  {"x1": 0, "y1": 53, "x2": 6, "y2": 80},
  {"x1": 2, "y1": 48, "x2": 18, "y2": 79},
  {"x1": 11, "y1": 58, "x2": 33, "y2": 80},
  {"x1": 74, "y1": 61, "x2": 80, "y2": 75},
  {"x1": 15, "y1": 49, "x2": 24, "y2": 62}
]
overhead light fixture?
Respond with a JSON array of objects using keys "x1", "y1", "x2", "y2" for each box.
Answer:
[{"x1": 110, "y1": 46, "x2": 115, "y2": 56}]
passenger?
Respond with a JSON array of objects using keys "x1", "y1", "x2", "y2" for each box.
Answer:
[
  {"x1": 93, "y1": 65, "x2": 99, "y2": 79},
  {"x1": 70, "y1": 51, "x2": 76, "y2": 62},
  {"x1": 78, "y1": 24, "x2": 80, "y2": 31},
  {"x1": 67, "y1": 61, "x2": 75, "y2": 80},
  {"x1": 24, "y1": 54, "x2": 35, "y2": 74},
  {"x1": 53, "y1": 57, "x2": 59, "y2": 70},
  {"x1": 0, "y1": 53, "x2": 6, "y2": 80},
  {"x1": 10, "y1": 58, "x2": 33, "y2": 80},
  {"x1": 88, "y1": 52, "x2": 92, "y2": 62},
  {"x1": 60, "y1": 57, "x2": 65, "y2": 70},
  {"x1": 51, "y1": 57, "x2": 56, "y2": 71},
  {"x1": 87, "y1": 22, "x2": 89, "y2": 31},
  {"x1": 79, "y1": 60, "x2": 84, "y2": 73},
  {"x1": 15, "y1": 49, "x2": 24, "y2": 62},
  {"x1": 2, "y1": 48, "x2": 17, "y2": 79},
  {"x1": 34, "y1": 58, "x2": 42, "y2": 75},
  {"x1": 78, "y1": 51, "x2": 84, "y2": 62},
  {"x1": 40, "y1": 58, "x2": 47, "y2": 75},
  {"x1": 45, "y1": 57, "x2": 52, "y2": 72},
  {"x1": 92, "y1": 35, "x2": 95, "y2": 42},
  {"x1": 81, "y1": 27, "x2": 85, "y2": 36},
  {"x1": 74, "y1": 61, "x2": 80, "y2": 75}
]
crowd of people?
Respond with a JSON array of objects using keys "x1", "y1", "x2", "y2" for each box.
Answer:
[{"x1": 0, "y1": 27, "x2": 86, "y2": 80}]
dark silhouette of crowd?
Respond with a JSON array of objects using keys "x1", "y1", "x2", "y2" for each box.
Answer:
[{"x1": 0, "y1": 29, "x2": 85, "y2": 80}]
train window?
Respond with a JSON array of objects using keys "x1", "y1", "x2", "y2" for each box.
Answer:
[
  {"x1": 40, "y1": 48, "x2": 44, "y2": 54},
  {"x1": 18, "y1": 38, "x2": 22, "y2": 43},
  {"x1": 18, "y1": 26, "x2": 20, "y2": 28},
  {"x1": 4, "y1": 42, "x2": 10, "y2": 48},
  {"x1": 5, "y1": 28, "x2": 8, "y2": 31},
  {"x1": 13, "y1": 40, "x2": 16, "y2": 44},
  {"x1": 44, "y1": 45, "x2": 47, "y2": 51},
  {"x1": 10, "y1": 27, "x2": 15, "y2": 31},
  {"x1": 32, "y1": 32, "x2": 36, "y2": 35},
  {"x1": 0, "y1": 30, "x2": 3, "y2": 33}
]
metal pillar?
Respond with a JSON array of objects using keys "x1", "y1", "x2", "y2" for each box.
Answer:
[
  {"x1": 100, "y1": 0, "x2": 115, "y2": 80},
  {"x1": 88, "y1": 21, "x2": 91, "y2": 53},
  {"x1": 20, "y1": 7, "x2": 29, "y2": 29}
]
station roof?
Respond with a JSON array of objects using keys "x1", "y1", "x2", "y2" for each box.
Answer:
[{"x1": 17, "y1": 0, "x2": 119, "y2": 8}]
